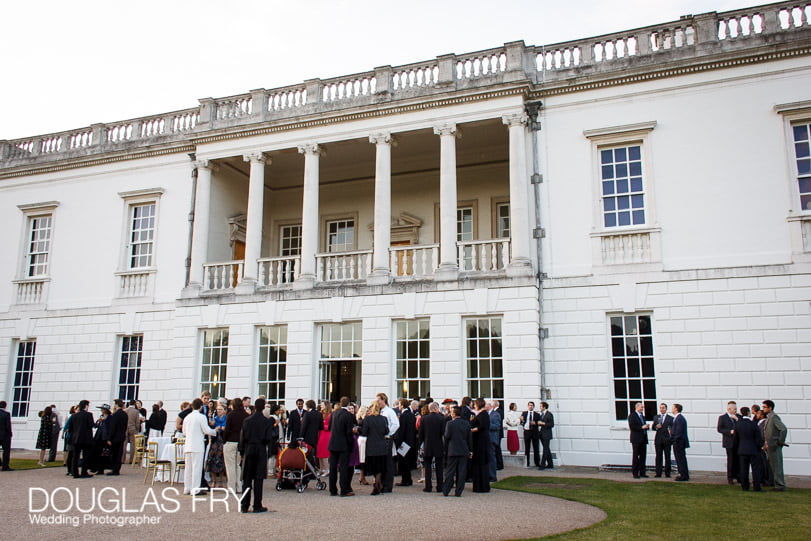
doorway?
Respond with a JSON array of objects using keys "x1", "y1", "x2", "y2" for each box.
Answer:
[{"x1": 319, "y1": 360, "x2": 361, "y2": 403}]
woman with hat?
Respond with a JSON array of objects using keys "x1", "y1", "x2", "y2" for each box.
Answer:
[{"x1": 89, "y1": 403, "x2": 112, "y2": 474}]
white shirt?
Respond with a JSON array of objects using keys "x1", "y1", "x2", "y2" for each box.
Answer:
[
  {"x1": 380, "y1": 405, "x2": 399, "y2": 438},
  {"x1": 182, "y1": 410, "x2": 217, "y2": 453},
  {"x1": 505, "y1": 410, "x2": 521, "y2": 430}
]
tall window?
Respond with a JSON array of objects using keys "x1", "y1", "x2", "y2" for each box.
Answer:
[
  {"x1": 27, "y1": 215, "x2": 52, "y2": 277},
  {"x1": 457, "y1": 207, "x2": 474, "y2": 241},
  {"x1": 395, "y1": 320, "x2": 430, "y2": 399},
  {"x1": 496, "y1": 202, "x2": 510, "y2": 238},
  {"x1": 319, "y1": 322, "x2": 362, "y2": 402},
  {"x1": 793, "y1": 123, "x2": 811, "y2": 211},
  {"x1": 327, "y1": 219, "x2": 354, "y2": 253},
  {"x1": 601, "y1": 145, "x2": 645, "y2": 227},
  {"x1": 258, "y1": 326, "x2": 287, "y2": 402},
  {"x1": 465, "y1": 317, "x2": 503, "y2": 399},
  {"x1": 279, "y1": 224, "x2": 302, "y2": 256},
  {"x1": 118, "y1": 335, "x2": 143, "y2": 402},
  {"x1": 201, "y1": 329, "x2": 229, "y2": 398},
  {"x1": 129, "y1": 203, "x2": 156, "y2": 268},
  {"x1": 611, "y1": 314, "x2": 656, "y2": 421},
  {"x1": 12, "y1": 340, "x2": 36, "y2": 417}
]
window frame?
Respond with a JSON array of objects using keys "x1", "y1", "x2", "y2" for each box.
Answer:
[
  {"x1": 277, "y1": 222, "x2": 303, "y2": 257},
  {"x1": 491, "y1": 197, "x2": 510, "y2": 239},
  {"x1": 433, "y1": 200, "x2": 479, "y2": 243},
  {"x1": 200, "y1": 328, "x2": 229, "y2": 399},
  {"x1": 117, "y1": 188, "x2": 163, "y2": 272},
  {"x1": 257, "y1": 325, "x2": 288, "y2": 402},
  {"x1": 464, "y1": 316, "x2": 504, "y2": 400},
  {"x1": 608, "y1": 313, "x2": 657, "y2": 423},
  {"x1": 117, "y1": 335, "x2": 143, "y2": 403},
  {"x1": 320, "y1": 212, "x2": 359, "y2": 253},
  {"x1": 775, "y1": 101, "x2": 811, "y2": 254},
  {"x1": 16, "y1": 201, "x2": 59, "y2": 281},
  {"x1": 394, "y1": 319, "x2": 431, "y2": 400},
  {"x1": 10, "y1": 339, "x2": 37, "y2": 418}
]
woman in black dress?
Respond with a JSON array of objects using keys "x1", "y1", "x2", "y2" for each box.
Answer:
[
  {"x1": 470, "y1": 398, "x2": 490, "y2": 493},
  {"x1": 360, "y1": 402, "x2": 389, "y2": 495},
  {"x1": 36, "y1": 405, "x2": 54, "y2": 466}
]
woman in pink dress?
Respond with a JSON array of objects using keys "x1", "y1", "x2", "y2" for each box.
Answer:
[{"x1": 316, "y1": 401, "x2": 332, "y2": 472}]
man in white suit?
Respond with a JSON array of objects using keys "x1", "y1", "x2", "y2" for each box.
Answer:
[{"x1": 183, "y1": 398, "x2": 218, "y2": 496}]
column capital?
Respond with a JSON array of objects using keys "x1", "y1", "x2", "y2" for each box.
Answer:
[
  {"x1": 369, "y1": 133, "x2": 397, "y2": 146},
  {"x1": 433, "y1": 124, "x2": 461, "y2": 137},
  {"x1": 297, "y1": 143, "x2": 324, "y2": 156},
  {"x1": 243, "y1": 152, "x2": 270, "y2": 165},
  {"x1": 194, "y1": 159, "x2": 219, "y2": 171},
  {"x1": 502, "y1": 113, "x2": 528, "y2": 127}
]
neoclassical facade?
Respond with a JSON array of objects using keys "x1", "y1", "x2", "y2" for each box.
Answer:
[{"x1": 1, "y1": 1, "x2": 809, "y2": 474}]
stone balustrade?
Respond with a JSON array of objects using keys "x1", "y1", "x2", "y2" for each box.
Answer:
[
  {"x1": 390, "y1": 244, "x2": 439, "y2": 278},
  {"x1": 15, "y1": 280, "x2": 45, "y2": 304},
  {"x1": 203, "y1": 260, "x2": 243, "y2": 291},
  {"x1": 458, "y1": 239, "x2": 510, "y2": 272},
  {"x1": 2, "y1": 1, "x2": 809, "y2": 169},
  {"x1": 257, "y1": 256, "x2": 300, "y2": 287},
  {"x1": 316, "y1": 250, "x2": 373, "y2": 282},
  {"x1": 117, "y1": 271, "x2": 150, "y2": 298}
]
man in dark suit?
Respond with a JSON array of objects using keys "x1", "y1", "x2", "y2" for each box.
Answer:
[
  {"x1": 538, "y1": 401, "x2": 555, "y2": 470},
  {"x1": 717, "y1": 401, "x2": 740, "y2": 484},
  {"x1": 521, "y1": 402, "x2": 541, "y2": 467},
  {"x1": 762, "y1": 399, "x2": 788, "y2": 491},
  {"x1": 70, "y1": 400, "x2": 95, "y2": 478},
  {"x1": 287, "y1": 398, "x2": 306, "y2": 442},
  {"x1": 106, "y1": 399, "x2": 129, "y2": 475},
  {"x1": 240, "y1": 398, "x2": 275, "y2": 512},
  {"x1": 671, "y1": 403, "x2": 690, "y2": 481},
  {"x1": 651, "y1": 402, "x2": 673, "y2": 478},
  {"x1": 299, "y1": 400, "x2": 322, "y2": 460},
  {"x1": 0, "y1": 401, "x2": 12, "y2": 471},
  {"x1": 418, "y1": 402, "x2": 446, "y2": 493},
  {"x1": 735, "y1": 407, "x2": 763, "y2": 492},
  {"x1": 395, "y1": 399, "x2": 417, "y2": 486},
  {"x1": 487, "y1": 400, "x2": 501, "y2": 482},
  {"x1": 492, "y1": 400, "x2": 504, "y2": 470},
  {"x1": 628, "y1": 402, "x2": 650, "y2": 478},
  {"x1": 328, "y1": 396, "x2": 356, "y2": 496},
  {"x1": 442, "y1": 406, "x2": 473, "y2": 497}
]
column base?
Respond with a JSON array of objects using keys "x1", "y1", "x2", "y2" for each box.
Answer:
[
  {"x1": 234, "y1": 277, "x2": 257, "y2": 295},
  {"x1": 506, "y1": 260, "x2": 534, "y2": 278},
  {"x1": 433, "y1": 265, "x2": 459, "y2": 282},
  {"x1": 366, "y1": 270, "x2": 392, "y2": 286},
  {"x1": 292, "y1": 274, "x2": 315, "y2": 290},
  {"x1": 181, "y1": 283, "x2": 203, "y2": 298}
]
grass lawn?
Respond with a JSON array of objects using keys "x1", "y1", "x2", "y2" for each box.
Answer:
[
  {"x1": 495, "y1": 476, "x2": 811, "y2": 540},
  {"x1": 8, "y1": 458, "x2": 65, "y2": 471}
]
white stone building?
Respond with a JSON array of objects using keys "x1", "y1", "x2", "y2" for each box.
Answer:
[{"x1": 1, "y1": 1, "x2": 809, "y2": 474}]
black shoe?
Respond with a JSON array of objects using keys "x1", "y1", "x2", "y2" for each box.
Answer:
[
  {"x1": 330, "y1": 492, "x2": 338, "y2": 496},
  {"x1": 436, "y1": 488, "x2": 442, "y2": 493},
  {"x1": 675, "y1": 477, "x2": 689, "y2": 482},
  {"x1": 79, "y1": 473, "x2": 93, "y2": 478},
  {"x1": 640, "y1": 474, "x2": 649, "y2": 478},
  {"x1": 240, "y1": 507, "x2": 250, "y2": 513},
  {"x1": 396, "y1": 482, "x2": 412, "y2": 487},
  {"x1": 106, "y1": 471, "x2": 120, "y2": 476},
  {"x1": 654, "y1": 474, "x2": 662, "y2": 478},
  {"x1": 340, "y1": 492, "x2": 355, "y2": 497},
  {"x1": 253, "y1": 507, "x2": 268, "y2": 513},
  {"x1": 454, "y1": 493, "x2": 462, "y2": 497},
  {"x1": 422, "y1": 488, "x2": 432, "y2": 493},
  {"x1": 1, "y1": 468, "x2": 12, "y2": 471},
  {"x1": 442, "y1": 492, "x2": 449, "y2": 497},
  {"x1": 633, "y1": 475, "x2": 640, "y2": 479}
]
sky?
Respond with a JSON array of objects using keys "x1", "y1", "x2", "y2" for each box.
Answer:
[{"x1": 1, "y1": 0, "x2": 755, "y2": 140}]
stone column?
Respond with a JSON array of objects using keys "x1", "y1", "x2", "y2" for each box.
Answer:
[
  {"x1": 183, "y1": 160, "x2": 215, "y2": 297},
  {"x1": 434, "y1": 124, "x2": 460, "y2": 281},
  {"x1": 295, "y1": 143, "x2": 321, "y2": 289},
  {"x1": 368, "y1": 133, "x2": 395, "y2": 285},
  {"x1": 503, "y1": 113, "x2": 533, "y2": 276},
  {"x1": 237, "y1": 152, "x2": 269, "y2": 294}
]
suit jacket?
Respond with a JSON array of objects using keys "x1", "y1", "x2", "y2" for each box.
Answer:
[
  {"x1": 521, "y1": 411, "x2": 541, "y2": 434},
  {"x1": 671, "y1": 414, "x2": 690, "y2": 448},
  {"x1": 360, "y1": 415, "x2": 389, "y2": 457},
  {"x1": 419, "y1": 412, "x2": 445, "y2": 457},
  {"x1": 397, "y1": 408, "x2": 417, "y2": 447},
  {"x1": 300, "y1": 409, "x2": 322, "y2": 448},
  {"x1": 628, "y1": 412, "x2": 649, "y2": 444},
  {"x1": 287, "y1": 408, "x2": 305, "y2": 440},
  {"x1": 651, "y1": 413, "x2": 673, "y2": 445},
  {"x1": 182, "y1": 410, "x2": 216, "y2": 453},
  {"x1": 328, "y1": 408, "x2": 355, "y2": 453},
  {"x1": 717, "y1": 413, "x2": 739, "y2": 449},
  {"x1": 488, "y1": 409, "x2": 503, "y2": 443},
  {"x1": 108, "y1": 409, "x2": 128, "y2": 443},
  {"x1": 444, "y1": 417, "x2": 472, "y2": 457},
  {"x1": 493, "y1": 407, "x2": 504, "y2": 438},
  {"x1": 539, "y1": 410, "x2": 554, "y2": 441},
  {"x1": 0, "y1": 408, "x2": 11, "y2": 440},
  {"x1": 239, "y1": 411, "x2": 274, "y2": 455},
  {"x1": 764, "y1": 413, "x2": 787, "y2": 448},
  {"x1": 70, "y1": 409, "x2": 95, "y2": 445},
  {"x1": 125, "y1": 406, "x2": 142, "y2": 433},
  {"x1": 735, "y1": 417, "x2": 763, "y2": 456}
]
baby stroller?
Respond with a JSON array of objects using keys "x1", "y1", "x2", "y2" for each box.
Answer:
[{"x1": 276, "y1": 441, "x2": 326, "y2": 493}]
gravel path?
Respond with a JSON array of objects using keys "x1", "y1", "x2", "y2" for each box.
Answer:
[{"x1": 2, "y1": 465, "x2": 605, "y2": 540}]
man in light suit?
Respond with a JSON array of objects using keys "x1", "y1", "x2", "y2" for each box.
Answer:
[
  {"x1": 538, "y1": 401, "x2": 555, "y2": 470},
  {"x1": 762, "y1": 399, "x2": 788, "y2": 491},
  {"x1": 520, "y1": 402, "x2": 541, "y2": 468},
  {"x1": 443, "y1": 406, "x2": 473, "y2": 497},
  {"x1": 651, "y1": 402, "x2": 673, "y2": 478},
  {"x1": 736, "y1": 407, "x2": 763, "y2": 492},
  {"x1": 628, "y1": 402, "x2": 650, "y2": 478},
  {"x1": 717, "y1": 400, "x2": 740, "y2": 484},
  {"x1": 671, "y1": 403, "x2": 690, "y2": 481},
  {"x1": 125, "y1": 400, "x2": 142, "y2": 465},
  {"x1": 183, "y1": 398, "x2": 217, "y2": 496},
  {"x1": 0, "y1": 401, "x2": 12, "y2": 471}
]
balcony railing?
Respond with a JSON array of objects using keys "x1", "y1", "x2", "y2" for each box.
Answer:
[
  {"x1": 14, "y1": 279, "x2": 46, "y2": 304},
  {"x1": 316, "y1": 250, "x2": 373, "y2": 282},
  {"x1": 203, "y1": 260, "x2": 243, "y2": 291},
  {"x1": 458, "y1": 239, "x2": 510, "y2": 272},
  {"x1": 390, "y1": 244, "x2": 439, "y2": 278},
  {"x1": 117, "y1": 270, "x2": 151, "y2": 298},
  {"x1": 257, "y1": 256, "x2": 300, "y2": 287}
]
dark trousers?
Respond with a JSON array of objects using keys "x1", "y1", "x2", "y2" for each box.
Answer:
[
  {"x1": 329, "y1": 450, "x2": 352, "y2": 495},
  {"x1": 0, "y1": 438, "x2": 10, "y2": 469},
  {"x1": 540, "y1": 437, "x2": 553, "y2": 468},
  {"x1": 654, "y1": 440, "x2": 672, "y2": 476},
  {"x1": 725, "y1": 447, "x2": 740, "y2": 481},
  {"x1": 72, "y1": 443, "x2": 92, "y2": 476},
  {"x1": 443, "y1": 455, "x2": 467, "y2": 496},
  {"x1": 424, "y1": 455, "x2": 443, "y2": 491},
  {"x1": 48, "y1": 429, "x2": 60, "y2": 462},
  {"x1": 524, "y1": 431, "x2": 540, "y2": 466},
  {"x1": 242, "y1": 450, "x2": 267, "y2": 510},
  {"x1": 382, "y1": 440, "x2": 395, "y2": 492},
  {"x1": 488, "y1": 438, "x2": 498, "y2": 480},
  {"x1": 631, "y1": 442, "x2": 647, "y2": 476},
  {"x1": 495, "y1": 438, "x2": 504, "y2": 470},
  {"x1": 739, "y1": 453, "x2": 761, "y2": 491},
  {"x1": 673, "y1": 441, "x2": 689, "y2": 479},
  {"x1": 110, "y1": 441, "x2": 124, "y2": 474},
  {"x1": 398, "y1": 449, "x2": 414, "y2": 484}
]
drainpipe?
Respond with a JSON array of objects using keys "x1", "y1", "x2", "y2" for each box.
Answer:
[
  {"x1": 525, "y1": 100, "x2": 548, "y2": 400},
  {"x1": 185, "y1": 153, "x2": 197, "y2": 287}
]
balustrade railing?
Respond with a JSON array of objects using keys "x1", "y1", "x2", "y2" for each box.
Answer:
[
  {"x1": 390, "y1": 244, "x2": 439, "y2": 278},
  {"x1": 391, "y1": 62, "x2": 439, "y2": 92},
  {"x1": 316, "y1": 250, "x2": 373, "y2": 281},
  {"x1": 258, "y1": 256, "x2": 300, "y2": 287},
  {"x1": 456, "y1": 49, "x2": 506, "y2": 80},
  {"x1": 203, "y1": 260, "x2": 243, "y2": 291},
  {"x1": 15, "y1": 280, "x2": 45, "y2": 304},
  {"x1": 458, "y1": 239, "x2": 510, "y2": 272},
  {"x1": 321, "y1": 74, "x2": 376, "y2": 103},
  {"x1": 600, "y1": 231, "x2": 653, "y2": 265},
  {"x1": 118, "y1": 271, "x2": 150, "y2": 297},
  {"x1": 215, "y1": 95, "x2": 253, "y2": 120},
  {"x1": 267, "y1": 86, "x2": 307, "y2": 111}
]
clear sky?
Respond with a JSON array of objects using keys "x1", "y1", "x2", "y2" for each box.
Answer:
[{"x1": 1, "y1": 0, "x2": 754, "y2": 140}]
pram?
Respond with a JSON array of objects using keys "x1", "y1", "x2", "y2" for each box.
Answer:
[{"x1": 275, "y1": 441, "x2": 326, "y2": 493}]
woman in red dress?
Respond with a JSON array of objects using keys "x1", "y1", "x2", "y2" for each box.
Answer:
[
  {"x1": 505, "y1": 402, "x2": 521, "y2": 455},
  {"x1": 316, "y1": 401, "x2": 332, "y2": 473}
]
